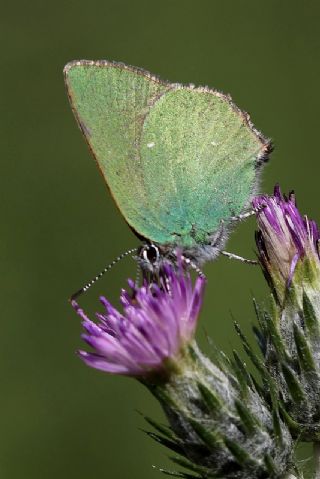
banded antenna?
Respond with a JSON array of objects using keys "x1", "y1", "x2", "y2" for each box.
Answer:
[{"x1": 70, "y1": 248, "x2": 137, "y2": 301}]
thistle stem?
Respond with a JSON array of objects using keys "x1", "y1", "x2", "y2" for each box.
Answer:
[{"x1": 314, "y1": 442, "x2": 320, "y2": 479}]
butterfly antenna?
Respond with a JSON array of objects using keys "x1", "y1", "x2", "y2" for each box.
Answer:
[
  {"x1": 70, "y1": 247, "x2": 137, "y2": 301},
  {"x1": 181, "y1": 255, "x2": 206, "y2": 279}
]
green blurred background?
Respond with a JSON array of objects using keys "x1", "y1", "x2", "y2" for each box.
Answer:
[{"x1": 1, "y1": 0, "x2": 319, "y2": 477}]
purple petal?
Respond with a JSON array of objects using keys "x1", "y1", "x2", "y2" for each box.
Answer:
[
  {"x1": 78, "y1": 351, "x2": 140, "y2": 375},
  {"x1": 74, "y1": 260, "x2": 205, "y2": 377},
  {"x1": 254, "y1": 184, "x2": 320, "y2": 291}
]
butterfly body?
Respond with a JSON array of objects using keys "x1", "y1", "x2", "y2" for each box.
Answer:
[{"x1": 64, "y1": 60, "x2": 271, "y2": 275}]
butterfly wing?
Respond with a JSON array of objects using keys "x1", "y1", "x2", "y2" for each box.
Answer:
[
  {"x1": 65, "y1": 61, "x2": 270, "y2": 247},
  {"x1": 64, "y1": 60, "x2": 171, "y2": 238},
  {"x1": 138, "y1": 86, "x2": 270, "y2": 247}
]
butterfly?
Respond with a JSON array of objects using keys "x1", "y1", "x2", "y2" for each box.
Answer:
[{"x1": 64, "y1": 60, "x2": 271, "y2": 296}]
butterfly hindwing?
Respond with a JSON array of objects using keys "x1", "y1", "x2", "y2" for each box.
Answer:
[{"x1": 139, "y1": 86, "x2": 269, "y2": 247}]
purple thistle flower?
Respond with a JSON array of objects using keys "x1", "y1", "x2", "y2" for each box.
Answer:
[
  {"x1": 253, "y1": 185, "x2": 320, "y2": 300},
  {"x1": 72, "y1": 264, "x2": 206, "y2": 377},
  {"x1": 253, "y1": 186, "x2": 320, "y2": 444}
]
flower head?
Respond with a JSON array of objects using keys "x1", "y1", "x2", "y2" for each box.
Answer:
[
  {"x1": 253, "y1": 185, "x2": 320, "y2": 442},
  {"x1": 71, "y1": 250, "x2": 294, "y2": 477},
  {"x1": 72, "y1": 264, "x2": 205, "y2": 378},
  {"x1": 253, "y1": 185, "x2": 320, "y2": 302}
]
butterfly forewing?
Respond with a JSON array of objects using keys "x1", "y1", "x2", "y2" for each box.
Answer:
[{"x1": 64, "y1": 60, "x2": 171, "y2": 237}]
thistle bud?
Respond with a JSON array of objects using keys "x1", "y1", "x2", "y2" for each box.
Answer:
[
  {"x1": 253, "y1": 185, "x2": 320, "y2": 308},
  {"x1": 254, "y1": 186, "x2": 320, "y2": 441}
]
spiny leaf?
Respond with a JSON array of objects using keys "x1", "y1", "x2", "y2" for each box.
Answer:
[
  {"x1": 187, "y1": 344, "x2": 200, "y2": 363},
  {"x1": 303, "y1": 291, "x2": 320, "y2": 340},
  {"x1": 269, "y1": 293, "x2": 280, "y2": 325},
  {"x1": 209, "y1": 347, "x2": 238, "y2": 386},
  {"x1": 253, "y1": 298, "x2": 265, "y2": 329},
  {"x1": 232, "y1": 350, "x2": 253, "y2": 393},
  {"x1": 293, "y1": 322, "x2": 317, "y2": 373},
  {"x1": 252, "y1": 300, "x2": 268, "y2": 352},
  {"x1": 250, "y1": 373, "x2": 266, "y2": 399},
  {"x1": 281, "y1": 362, "x2": 306, "y2": 403},
  {"x1": 278, "y1": 402, "x2": 301, "y2": 437},
  {"x1": 222, "y1": 435, "x2": 257, "y2": 466},
  {"x1": 234, "y1": 322, "x2": 267, "y2": 375},
  {"x1": 263, "y1": 311, "x2": 290, "y2": 362},
  {"x1": 150, "y1": 385, "x2": 179, "y2": 409},
  {"x1": 234, "y1": 399, "x2": 259, "y2": 435},
  {"x1": 266, "y1": 373, "x2": 281, "y2": 410},
  {"x1": 143, "y1": 415, "x2": 176, "y2": 440},
  {"x1": 272, "y1": 409, "x2": 283, "y2": 447},
  {"x1": 197, "y1": 382, "x2": 224, "y2": 416},
  {"x1": 214, "y1": 348, "x2": 234, "y2": 374},
  {"x1": 193, "y1": 342, "x2": 237, "y2": 387},
  {"x1": 204, "y1": 334, "x2": 230, "y2": 370},
  {"x1": 188, "y1": 417, "x2": 222, "y2": 450},
  {"x1": 145, "y1": 431, "x2": 185, "y2": 455},
  {"x1": 154, "y1": 465, "x2": 201, "y2": 478},
  {"x1": 263, "y1": 454, "x2": 277, "y2": 476},
  {"x1": 169, "y1": 456, "x2": 211, "y2": 476},
  {"x1": 252, "y1": 325, "x2": 267, "y2": 356}
]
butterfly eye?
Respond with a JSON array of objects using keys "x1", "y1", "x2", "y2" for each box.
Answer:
[{"x1": 142, "y1": 244, "x2": 160, "y2": 264}]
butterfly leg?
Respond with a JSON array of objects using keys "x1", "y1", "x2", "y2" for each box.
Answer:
[
  {"x1": 229, "y1": 209, "x2": 256, "y2": 222},
  {"x1": 221, "y1": 250, "x2": 258, "y2": 265},
  {"x1": 135, "y1": 263, "x2": 141, "y2": 287},
  {"x1": 230, "y1": 203, "x2": 266, "y2": 222},
  {"x1": 181, "y1": 255, "x2": 206, "y2": 278}
]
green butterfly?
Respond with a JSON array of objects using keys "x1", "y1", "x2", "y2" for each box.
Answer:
[{"x1": 64, "y1": 60, "x2": 271, "y2": 295}]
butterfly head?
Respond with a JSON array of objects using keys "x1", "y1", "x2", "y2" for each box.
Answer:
[
  {"x1": 137, "y1": 243, "x2": 166, "y2": 276},
  {"x1": 137, "y1": 242, "x2": 206, "y2": 282}
]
